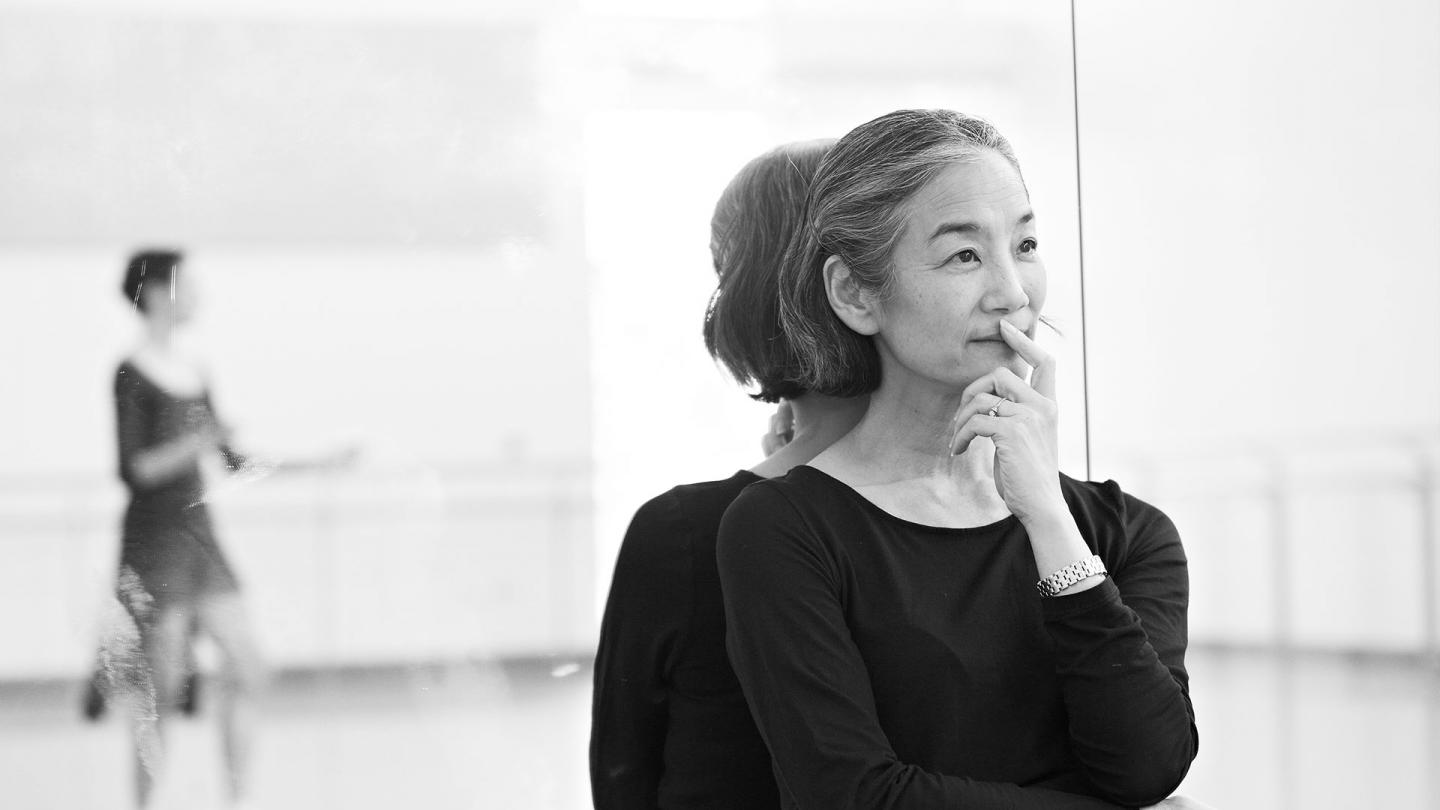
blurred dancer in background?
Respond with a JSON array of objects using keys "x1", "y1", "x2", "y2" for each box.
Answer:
[
  {"x1": 589, "y1": 140, "x2": 869, "y2": 808},
  {"x1": 98, "y1": 248, "x2": 275, "y2": 809}
]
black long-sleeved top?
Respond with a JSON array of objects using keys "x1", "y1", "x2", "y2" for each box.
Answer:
[
  {"x1": 717, "y1": 466, "x2": 1197, "y2": 810},
  {"x1": 591, "y1": 471, "x2": 780, "y2": 809}
]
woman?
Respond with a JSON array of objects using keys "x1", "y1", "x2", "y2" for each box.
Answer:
[
  {"x1": 718, "y1": 110, "x2": 1199, "y2": 809},
  {"x1": 590, "y1": 140, "x2": 868, "y2": 809},
  {"x1": 109, "y1": 249, "x2": 264, "y2": 809}
]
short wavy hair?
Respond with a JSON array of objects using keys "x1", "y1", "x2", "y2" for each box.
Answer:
[
  {"x1": 703, "y1": 139, "x2": 836, "y2": 403},
  {"x1": 779, "y1": 109, "x2": 1023, "y2": 397}
]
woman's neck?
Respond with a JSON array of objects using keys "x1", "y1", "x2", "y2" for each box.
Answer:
[
  {"x1": 749, "y1": 393, "x2": 867, "y2": 479},
  {"x1": 818, "y1": 372, "x2": 996, "y2": 488},
  {"x1": 142, "y1": 317, "x2": 177, "y2": 352},
  {"x1": 803, "y1": 375, "x2": 1012, "y2": 528}
]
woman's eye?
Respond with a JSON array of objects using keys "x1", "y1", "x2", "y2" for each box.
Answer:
[
  {"x1": 951, "y1": 248, "x2": 980, "y2": 264},
  {"x1": 1018, "y1": 238, "x2": 1039, "y2": 255}
]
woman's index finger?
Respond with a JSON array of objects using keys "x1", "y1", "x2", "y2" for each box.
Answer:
[{"x1": 999, "y1": 320, "x2": 1056, "y2": 400}]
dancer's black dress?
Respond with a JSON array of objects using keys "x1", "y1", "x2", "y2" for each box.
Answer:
[{"x1": 114, "y1": 359, "x2": 243, "y2": 613}]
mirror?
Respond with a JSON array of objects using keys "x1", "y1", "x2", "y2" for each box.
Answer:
[{"x1": 0, "y1": 1, "x2": 1089, "y2": 807}]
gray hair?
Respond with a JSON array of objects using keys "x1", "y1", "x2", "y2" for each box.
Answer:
[{"x1": 779, "y1": 109, "x2": 1023, "y2": 396}]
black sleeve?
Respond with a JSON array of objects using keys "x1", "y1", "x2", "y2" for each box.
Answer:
[
  {"x1": 590, "y1": 492, "x2": 694, "y2": 810},
  {"x1": 114, "y1": 365, "x2": 150, "y2": 490},
  {"x1": 1042, "y1": 489, "x2": 1198, "y2": 806},
  {"x1": 718, "y1": 484, "x2": 1123, "y2": 810}
]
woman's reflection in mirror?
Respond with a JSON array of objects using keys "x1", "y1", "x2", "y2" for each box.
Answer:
[{"x1": 590, "y1": 139, "x2": 869, "y2": 809}]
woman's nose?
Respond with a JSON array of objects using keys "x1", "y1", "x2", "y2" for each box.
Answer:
[{"x1": 982, "y1": 259, "x2": 1029, "y2": 313}]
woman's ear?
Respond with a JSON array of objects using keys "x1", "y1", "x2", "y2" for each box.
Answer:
[{"x1": 823, "y1": 255, "x2": 881, "y2": 336}]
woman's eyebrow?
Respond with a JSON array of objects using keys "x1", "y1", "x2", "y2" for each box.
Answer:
[
  {"x1": 929, "y1": 221, "x2": 982, "y2": 241},
  {"x1": 928, "y1": 211, "x2": 1035, "y2": 242}
]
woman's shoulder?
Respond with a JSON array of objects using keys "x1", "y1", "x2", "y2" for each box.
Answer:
[
  {"x1": 1060, "y1": 473, "x2": 1169, "y2": 520},
  {"x1": 621, "y1": 471, "x2": 762, "y2": 556},
  {"x1": 718, "y1": 466, "x2": 870, "y2": 560},
  {"x1": 115, "y1": 356, "x2": 148, "y2": 393},
  {"x1": 668, "y1": 470, "x2": 765, "y2": 519},
  {"x1": 717, "y1": 470, "x2": 851, "y2": 586},
  {"x1": 119, "y1": 348, "x2": 210, "y2": 397},
  {"x1": 1059, "y1": 474, "x2": 1182, "y2": 564},
  {"x1": 116, "y1": 353, "x2": 143, "y2": 376},
  {"x1": 726, "y1": 465, "x2": 850, "y2": 520}
]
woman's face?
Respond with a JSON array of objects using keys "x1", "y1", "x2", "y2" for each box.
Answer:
[
  {"x1": 140, "y1": 267, "x2": 199, "y2": 326},
  {"x1": 869, "y1": 150, "x2": 1045, "y2": 393}
]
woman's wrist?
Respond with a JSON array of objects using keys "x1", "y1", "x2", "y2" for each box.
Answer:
[
  {"x1": 1054, "y1": 573, "x2": 1106, "y2": 597},
  {"x1": 1020, "y1": 507, "x2": 1097, "y2": 582},
  {"x1": 1016, "y1": 496, "x2": 1071, "y2": 534},
  {"x1": 183, "y1": 432, "x2": 213, "y2": 459}
]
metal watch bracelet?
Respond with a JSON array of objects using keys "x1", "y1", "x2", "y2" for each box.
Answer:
[{"x1": 1035, "y1": 554, "x2": 1107, "y2": 598}]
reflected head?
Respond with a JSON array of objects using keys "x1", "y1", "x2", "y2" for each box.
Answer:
[
  {"x1": 779, "y1": 109, "x2": 1024, "y2": 396},
  {"x1": 121, "y1": 249, "x2": 185, "y2": 313},
  {"x1": 704, "y1": 139, "x2": 835, "y2": 403}
]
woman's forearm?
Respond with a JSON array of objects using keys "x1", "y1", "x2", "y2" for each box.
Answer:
[
  {"x1": 1023, "y1": 509, "x2": 1105, "y2": 596},
  {"x1": 1043, "y1": 580, "x2": 1197, "y2": 805},
  {"x1": 125, "y1": 434, "x2": 209, "y2": 489},
  {"x1": 1025, "y1": 498, "x2": 1196, "y2": 805}
]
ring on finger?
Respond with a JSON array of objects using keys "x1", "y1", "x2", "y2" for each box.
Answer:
[{"x1": 987, "y1": 397, "x2": 1010, "y2": 418}]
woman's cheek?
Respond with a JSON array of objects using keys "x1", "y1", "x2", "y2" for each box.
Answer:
[{"x1": 1025, "y1": 265, "x2": 1048, "y2": 312}]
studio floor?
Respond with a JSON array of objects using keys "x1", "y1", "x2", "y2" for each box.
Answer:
[{"x1": 0, "y1": 648, "x2": 1435, "y2": 810}]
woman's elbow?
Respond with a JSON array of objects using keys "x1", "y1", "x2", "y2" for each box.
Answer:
[{"x1": 1090, "y1": 729, "x2": 1197, "y2": 807}]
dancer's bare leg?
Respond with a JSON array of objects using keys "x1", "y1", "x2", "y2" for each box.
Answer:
[
  {"x1": 198, "y1": 592, "x2": 265, "y2": 807},
  {"x1": 133, "y1": 606, "x2": 189, "y2": 809},
  {"x1": 87, "y1": 618, "x2": 200, "y2": 721}
]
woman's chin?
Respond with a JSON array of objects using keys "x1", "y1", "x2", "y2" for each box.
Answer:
[{"x1": 946, "y1": 357, "x2": 1027, "y2": 388}]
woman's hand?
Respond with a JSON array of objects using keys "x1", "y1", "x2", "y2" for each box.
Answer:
[
  {"x1": 760, "y1": 400, "x2": 795, "y2": 457},
  {"x1": 948, "y1": 320, "x2": 1065, "y2": 526},
  {"x1": 185, "y1": 420, "x2": 231, "y2": 456}
]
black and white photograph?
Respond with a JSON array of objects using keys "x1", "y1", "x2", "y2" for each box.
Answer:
[{"x1": 0, "y1": 0, "x2": 1436, "y2": 808}]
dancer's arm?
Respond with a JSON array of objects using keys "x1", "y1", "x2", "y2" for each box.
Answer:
[{"x1": 201, "y1": 390, "x2": 357, "y2": 478}]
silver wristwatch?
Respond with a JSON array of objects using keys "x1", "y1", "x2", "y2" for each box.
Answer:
[{"x1": 1035, "y1": 554, "x2": 1107, "y2": 598}]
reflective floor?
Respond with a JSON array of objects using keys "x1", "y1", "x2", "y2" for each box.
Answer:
[
  {"x1": 0, "y1": 648, "x2": 1435, "y2": 809},
  {"x1": 0, "y1": 657, "x2": 593, "y2": 810}
]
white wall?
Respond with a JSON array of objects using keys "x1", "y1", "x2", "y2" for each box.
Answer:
[
  {"x1": 1078, "y1": 0, "x2": 1440, "y2": 645},
  {"x1": 1079, "y1": 0, "x2": 1440, "y2": 452},
  {"x1": 1076, "y1": 2, "x2": 1440, "y2": 807}
]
